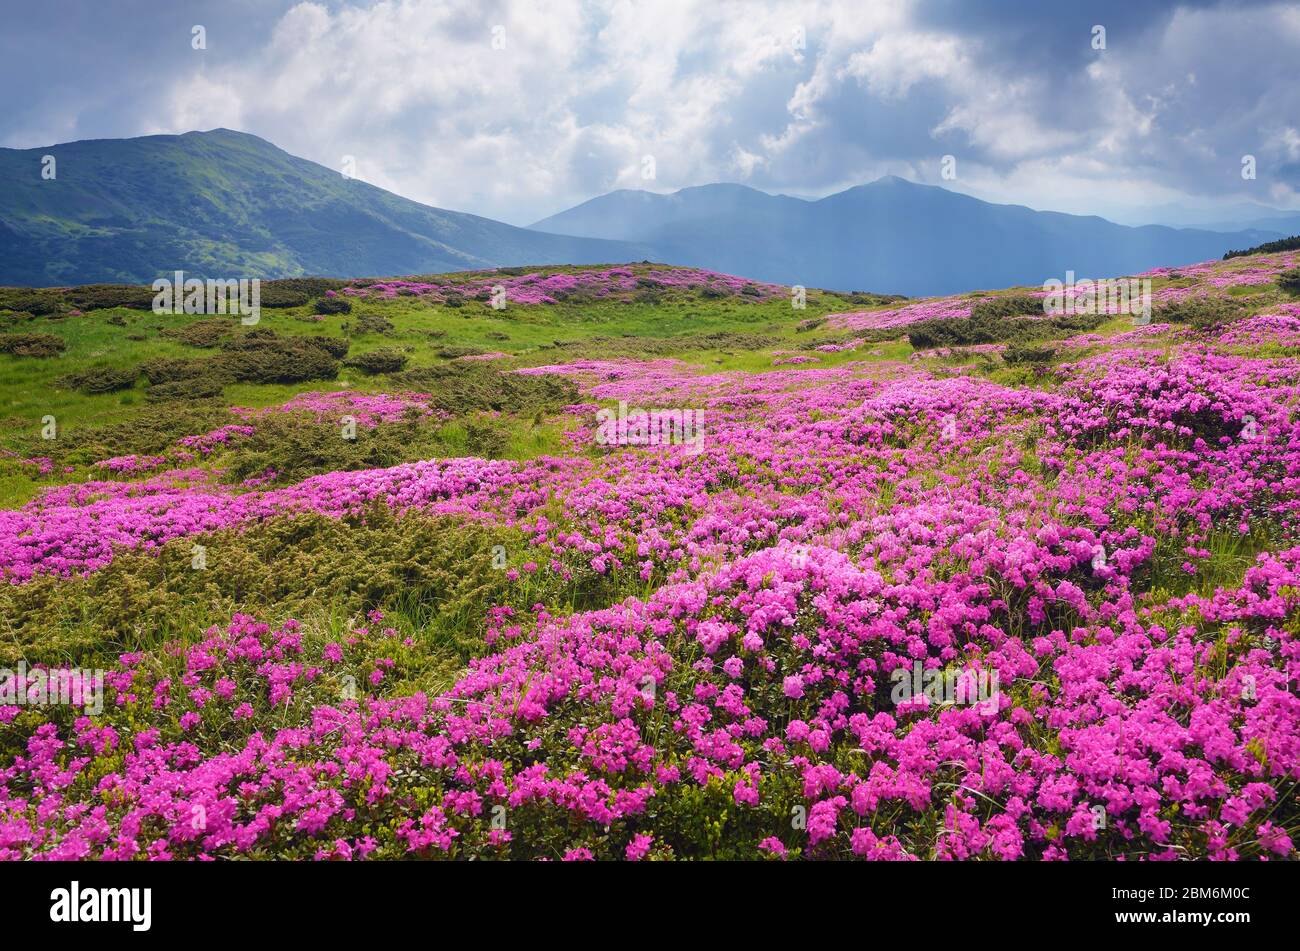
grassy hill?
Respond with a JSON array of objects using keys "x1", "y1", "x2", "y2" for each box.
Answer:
[{"x1": 0, "y1": 129, "x2": 648, "y2": 286}]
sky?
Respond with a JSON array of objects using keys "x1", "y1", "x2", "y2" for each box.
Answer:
[{"x1": 1, "y1": 0, "x2": 1297, "y2": 226}]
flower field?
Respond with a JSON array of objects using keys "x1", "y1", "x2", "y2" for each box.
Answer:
[{"x1": 0, "y1": 257, "x2": 1298, "y2": 860}]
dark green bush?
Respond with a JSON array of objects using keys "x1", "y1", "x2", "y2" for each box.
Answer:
[
  {"x1": 144, "y1": 377, "x2": 225, "y2": 402},
  {"x1": 161, "y1": 318, "x2": 234, "y2": 348},
  {"x1": 264, "y1": 277, "x2": 348, "y2": 298},
  {"x1": 0, "y1": 508, "x2": 521, "y2": 666},
  {"x1": 354, "y1": 313, "x2": 393, "y2": 335},
  {"x1": 970, "y1": 295, "x2": 1043, "y2": 321},
  {"x1": 436, "y1": 345, "x2": 484, "y2": 359},
  {"x1": 1224, "y1": 235, "x2": 1300, "y2": 260},
  {"x1": 392, "y1": 363, "x2": 579, "y2": 416},
  {"x1": 1157, "y1": 296, "x2": 1246, "y2": 330},
  {"x1": 219, "y1": 341, "x2": 339, "y2": 383},
  {"x1": 1003, "y1": 341, "x2": 1056, "y2": 365},
  {"x1": 220, "y1": 414, "x2": 415, "y2": 485},
  {"x1": 257, "y1": 286, "x2": 311, "y2": 309},
  {"x1": 64, "y1": 284, "x2": 156, "y2": 311},
  {"x1": 1278, "y1": 268, "x2": 1300, "y2": 295},
  {"x1": 0, "y1": 332, "x2": 66, "y2": 357},
  {"x1": 57, "y1": 366, "x2": 138, "y2": 394},
  {"x1": 139, "y1": 357, "x2": 211, "y2": 384},
  {"x1": 344, "y1": 348, "x2": 409, "y2": 375},
  {"x1": 463, "y1": 417, "x2": 510, "y2": 458},
  {"x1": 314, "y1": 296, "x2": 353, "y2": 315}
]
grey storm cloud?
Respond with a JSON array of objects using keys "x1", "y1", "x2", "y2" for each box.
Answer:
[{"x1": 0, "y1": 0, "x2": 1296, "y2": 223}]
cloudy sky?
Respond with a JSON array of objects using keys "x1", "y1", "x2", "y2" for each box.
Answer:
[{"x1": 2, "y1": 0, "x2": 1297, "y2": 225}]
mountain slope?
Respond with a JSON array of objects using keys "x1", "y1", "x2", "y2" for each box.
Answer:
[
  {"x1": 531, "y1": 177, "x2": 1284, "y2": 296},
  {"x1": 0, "y1": 129, "x2": 650, "y2": 286}
]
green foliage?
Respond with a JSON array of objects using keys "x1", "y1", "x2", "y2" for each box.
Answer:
[
  {"x1": 56, "y1": 365, "x2": 138, "y2": 394},
  {"x1": 160, "y1": 318, "x2": 235, "y2": 348},
  {"x1": 63, "y1": 284, "x2": 156, "y2": 311},
  {"x1": 462, "y1": 417, "x2": 510, "y2": 458},
  {"x1": 0, "y1": 332, "x2": 67, "y2": 357},
  {"x1": 1157, "y1": 295, "x2": 1246, "y2": 329},
  {"x1": 969, "y1": 294, "x2": 1042, "y2": 321},
  {"x1": 1223, "y1": 235, "x2": 1300, "y2": 259},
  {"x1": 314, "y1": 296, "x2": 352, "y2": 315},
  {"x1": 1278, "y1": 268, "x2": 1300, "y2": 295},
  {"x1": 1003, "y1": 341, "x2": 1055, "y2": 365},
  {"x1": 344, "y1": 347, "x2": 409, "y2": 375},
  {"x1": 219, "y1": 413, "x2": 418, "y2": 484},
  {"x1": 144, "y1": 377, "x2": 225, "y2": 402},
  {"x1": 392, "y1": 363, "x2": 579, "y2": 416},
  {"x1": 0, "y1": 508, "x2": 522, "y2": 666},
  {"x1": 907, "y1": 308, "x2": 1107, "y2": 350}
]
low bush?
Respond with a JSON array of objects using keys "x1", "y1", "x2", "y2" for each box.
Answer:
[
  {"x1": 344, "y1": 348, "x2": 409, "y2": 375},
  {"x1": 1157, "y1": 296, "x2": 1246, "y2": 330},
  {"x1": 57, "y1": 366, "x2": 138, "y2": 394},
  {"x1": 314, "y1": 296, "x2": 353, "y2": 316},
  {"x1": 0, "y1": 332, "x2": 66, "y2": 357},
  {"x1": 1003, "y1": 341, "x2": 1055, "y2": 365},
  {"x1": 161, "y1": 318, "x2": 235, "y2": 348},
  {"x1": 144, "y1": 377, "x2": 225, "y2": 402},
  {"x1": 353, "y1": 313, "x2": 393, "y2": 335},
  {"x1": 64, "y1": 284, "x2": 156, "y2": 311},
  {"x1": 1278, "y1": 268, "x2": 1300, "y2": 295}
]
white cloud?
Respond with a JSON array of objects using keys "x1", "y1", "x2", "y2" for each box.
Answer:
[{"x1": 85, "y1": 0, "x2": 1297, "y2": 222}]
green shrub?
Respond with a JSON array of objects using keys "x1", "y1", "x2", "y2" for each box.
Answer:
[
  {"x1": 1003, "y1": 341, "x2": 1055, "y2": 365},
  {"x1": 354, "y1": 313, "x2": 393, "y2": 335},
  {"x1": 139, "y1": 357, "x2": 210, "y2": 384},
  {"x1": 160, "y1": 318, "x2": 234, "y2": 348},
  {"x1": 220, "y1": 414, "x2": 416, "y2": 484},
  {"x1": 344, "y1": 348, "x2": 409, "y2": 375},
  {"x1": 314, "y1": 296, "x2": 352, "y2": 316},
  {"x1": 0, "y1": 332, "x2": 66, "y2": 357},
  {"x1": 436, "y1": 345, "x2": 484, "y2": 359},
  {"x1": 1224, "y1": 235, "x2": 1300, "y2": 260},
  {"x1": 1157, "y1": 296, "x2": 1245, "y2": 330},
  {"x1": 392, "y1": 363, "x2": 579, "y2": 416},
  {"x1": 970, "y1": 295, "x2": 1042, "y2": 321},
  {"x1": 64, "y1": 284, "x2": 156, "y2": 311},
  {"x1": 264, "y1": 277, "x2": 348, "y2": 298},
  {"x1": 144, "y1": 377, "x2": 225, "y2": 402},
  {"x1": 219, "y1": 341, "x2": 339, "y2": 383},
  {"x1": 57, "y1": 366, "x2": 138, "y2": 394},
  {"x1": 0, "y1": 288, "x2": 64, "y2": 315},
  {"x1": 257, "y1": 286, "x2": 311, "y2": 309},
  {"x1": 1278, "y1": 268, "x2": 1300, "y2": 295},
  {"x1": 0, "y1": 508, "x2": 521, "y2": 666},
  {"x1": 463, "y1": 417, "x2": 510, "y2": 458}
]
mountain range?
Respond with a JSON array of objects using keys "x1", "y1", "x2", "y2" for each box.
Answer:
[
  {"x1": 1, "y1": 129, "x2": 1294, "y2": 295},
  {"x1": 530, "y1": 180, "x2": 1289, "y2": 296}
]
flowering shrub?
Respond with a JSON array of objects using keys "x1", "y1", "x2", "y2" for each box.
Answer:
[{"x1": 1, "y1": 252, "x2": 1298, "y2": 860}]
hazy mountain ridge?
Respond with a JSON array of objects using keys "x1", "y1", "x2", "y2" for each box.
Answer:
[{"x1": 531, "y1": 177, "x2": 1288, "y2": 296}]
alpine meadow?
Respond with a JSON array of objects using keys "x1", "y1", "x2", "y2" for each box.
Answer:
[{"x1": 1, "y1": 0, "x2": 1297, "y2": 930}]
